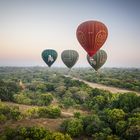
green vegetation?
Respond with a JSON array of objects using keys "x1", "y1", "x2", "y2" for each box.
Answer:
[
  {"x1": 61, "y1": 118, "x2": 83, "y2": 137},
  {"x1": 0, "y1": 80, "x2": 20, "y2": 101},
  {"x1": 13, "y1": 92, "x2": 53, "y2": 106},
  {"x1": 0, "y1": 126, "x2": 72, "y2": 140},
  {"x1": 60, "y1": 90, "x2": 140, "y2": 139},
  {"x1": 0, "y1": 101, "x2": 61, "y2": 122},
  {"x1": 0, "y1": 67, "x2": 140, "y2": 140},
  {"x1": 0, "y1": 102, "x2": 23, "y2": 123},
  {"x1": 70, "y1": 68, "x2": 140, "y2": 92},
  {"x1": 26, "y1": 106, "x2": 61, "y2": 119}
]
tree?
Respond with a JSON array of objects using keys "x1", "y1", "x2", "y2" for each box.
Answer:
[
  {"x1": 37, "y1": 106, "x2": 61, "y2": 118},
  {"x1": 92, "y1": 132, "x2": 106, "y2": 140},
  {"x1": 125, "y1": 125, "x2": 140, "y2": 140},
  {"x1": 74, "y1": 112, "x2": 81, "y2": 119},
  {"x1": 0, "y1": 102, "x2": 22, "y2": 121},
  {"x1": 46, "y1": 106, "x2": 61, "y2": 118},
  {"x1": 73, "y1": 90, "x2": 89, "y2": 104},
  {"x1": 13, "y1": 93, "x2": 32, "y2": 105},
  {"x1": 112, "y1": 93, "x2": 140, "y2": 112},
  {"x1": 0, "y1": 80, "x2": 20, "y2": 101},
  {"x1": 61, "y1": 97, "x2": 75, "y2": 108},
  {"x1": 68, "y1": 87, "x2": 79, "y2": 93},
  {"x1": 37, "y1": 93, "x2": 53, "y2": 106},
  {"x1": 55, "y1": 86, "x2": 66, "y2": 97},
  {"x1": 45, "y1": 83, "x2": 55, "y2": 91},
  {"x1": 61, "y1": 118, "x2": 83, "y2": 137},
  {"x1": 52, "y1": 132, "x2": 72, "y2": 140},
  {"x1": 10, "y1": 106, "x2": 23, "y2": 120},
  {"x1": 0, "y1": 114, "x2": 7, "y2": 124},
  {"x1": 1, "y1": 126, "x2": 72, "y2": 140},
  {"x1": 83, "y1": 115, "x2": 105, "y2": 136},
  {"x1": 115, "y1": 121, "x2": 127, "y2": 136},
  {"x1": 104, "y1": 108, "x2": 125, "y2": 131},
  {"x1": 105, "y1": 108, "x2": 125, "y2": 123}
]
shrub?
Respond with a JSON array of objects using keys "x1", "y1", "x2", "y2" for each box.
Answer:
[
  {"x1": 0, "y1": 102, "x2": 23, "y2": 121},
  {"x1": 26, "y1": 106, "x2": 61, "y2": 119},
  {"x1": 0, "y1": 114, "x2": 7, "y2": 124},
  {"x1": 26, "y1": 107, "x2": 39, "y2": 118},
  {"x1": 38, "y1": 107, "x2": 48, "y2": 118},
  {"x1": 0, "y1": 80, "x2": 20, "y2": 101},
  {"x1": 61, "y1": 118, "x2": 83, "y2": 137},
  {"x1": 46, "y1": 106, "x2": 61, "y2": 118},
  {"x1": 13, "y1": 93, "x2": 32, "y2": 105},
  {"x1": 125, "y1": 125, "x2": 140, "y2": 140},
  {"x1": 1, "y1": 126, "x2": 72, "y2": 140},
  {"x1": 51, "y1": 132, "x2": 72, "y2": 140},
  {"x1": 37, "y1": 93, "x2": 53, "y2": 106},
  {"x1": 74, "y1": 112, "x2": 81, "y2": 119},
  {"x1": 61, "y1": 97, "x2": 75, "y2": 108}
]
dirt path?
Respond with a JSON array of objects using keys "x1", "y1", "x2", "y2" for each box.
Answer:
[
  {"x1": 0, "y1": 102, "x2": 71, "y2": 133},
  {"x1": 0, "y1": 118, "x2": 64, "y2": 132},
  {"x1": 1, "y1": 102, "x2": 91, "y2": 133},
  {"x1": 4, "y1": 102, "x2": 90, "y2": 118},
  {"x1": 69, "y1": 76, "x2": 139, "y2": 94}
]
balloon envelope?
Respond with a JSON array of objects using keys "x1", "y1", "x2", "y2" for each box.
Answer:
[
  {"x1": 42, "y1": 49, "x2": 57, "y2": 67},
  {"x1": 87, "y1": 50, "x2": 107, "y2": 71},
  {"x1": 76, "y1": 20, "x2": 108, "y2": 57},
  {"x1": 61, "y1": 50, "x2": 79, "y2": 69}
]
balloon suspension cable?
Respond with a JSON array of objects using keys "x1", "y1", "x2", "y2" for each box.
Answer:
[
  {"x1": 96, "y1": 70, "x2": 100, "y2": 75},
  {"x1": 67, "y1": 68, "x2": 71, "y2": 76}
]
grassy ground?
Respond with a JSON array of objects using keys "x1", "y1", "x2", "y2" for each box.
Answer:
[{"x1": 0, "y1": 101, "x2": 90, "y2": 134}]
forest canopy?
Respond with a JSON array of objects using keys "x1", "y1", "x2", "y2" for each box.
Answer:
[{"x1": 0, "y1": 67, "x2": 140, "y2": 140}]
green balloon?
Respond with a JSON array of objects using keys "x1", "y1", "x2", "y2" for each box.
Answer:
[
  {"x1": 61, "y1": 50, "x2": 79, "y2": 69},
  {"x1": 87, "y1": 50, "x2": 107, "y2": 71},
  {"x1": 42, "y1": 49, "x2": 57, "y2": 67}
]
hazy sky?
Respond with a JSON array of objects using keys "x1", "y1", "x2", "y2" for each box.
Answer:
[{"x1": 0, "y1": 0, "x2": 140, "y2": 67}]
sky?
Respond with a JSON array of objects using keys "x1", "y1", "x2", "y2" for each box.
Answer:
[{"x1": 0, "y1": 0, "x2": 140, "y2": 67}]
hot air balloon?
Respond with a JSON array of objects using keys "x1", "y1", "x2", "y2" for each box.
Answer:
[
  {"x1": 42, "y1": 49, "x2": 57, "y2": 67},
  {"x1": 87, "y1": 50, "x2": 107, "y2": 71},
  {"x1": 61, "y1": 50, "x2": 79, "y2": 69},
  {"x1": 76, "y1": 20, "x2": 108, "y2": 58}
]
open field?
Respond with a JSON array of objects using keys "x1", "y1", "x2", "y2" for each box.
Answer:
[{"x1": 72, "y1": 77, "x2": 140, "y2": 94}]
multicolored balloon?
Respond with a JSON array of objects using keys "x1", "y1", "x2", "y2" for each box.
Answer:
[
  {"x1": 42, "y1": 49, "x2": 57, "y2": 67},
  {"x1": 61, "y1": 50, "x2": 79, "y2": 69},
  {"x1": 76, "y1": 20, "x2": 108, "y2": 57},
  {"x1": 87, "y1": 50, "x2": 107, "y2": 71}
]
